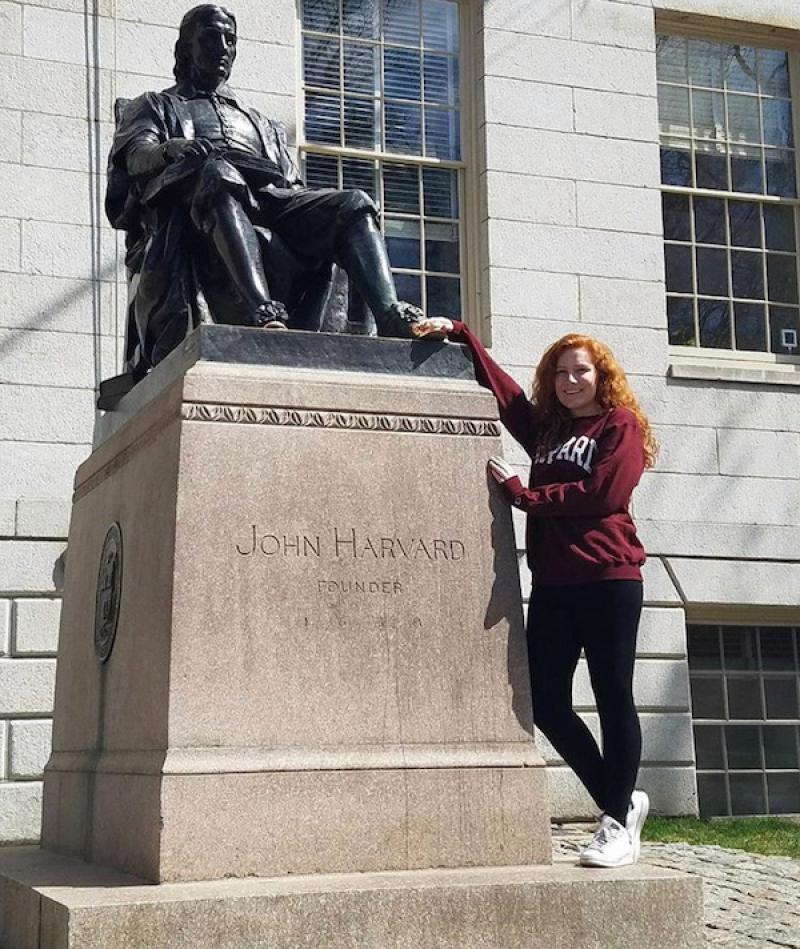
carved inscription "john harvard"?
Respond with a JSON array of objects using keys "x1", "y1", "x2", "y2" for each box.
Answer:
[
  {"x1": 236, "y1": 526, "x2": 466, "y2": 562},
  {"x1": 235, "y1": 526, "x2": 469, "y2": 600}
]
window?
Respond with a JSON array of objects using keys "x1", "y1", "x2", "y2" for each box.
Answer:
[
  {"x1": 300, "y1": 0, "x2": 465, "y2": 319},
  {"x1": 657, "y1": 35, "x2": 800, "y2": 357},
  {"x1": 688, "y1": 624, "x2": 800, "y2": 816}
]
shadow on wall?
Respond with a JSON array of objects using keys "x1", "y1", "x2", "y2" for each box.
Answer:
[
  {"x1": 0, "y1": 4, "x2": 122, "y2": 387},
  {"x1": 0, "y1": 261, "x2": 121, "y2": 368},
  {"x1": 84, "y1": 0, "x2": 107, "y2": 392},
  {"x1": 53, "y1": 549, "x2": 67, "y2": 592},
  {"x1": 482, "y1": 470, "x2": 535, "y2": 738},
  {"x1": 479, "y1": 0, "x2": 573, "y2": 78}
]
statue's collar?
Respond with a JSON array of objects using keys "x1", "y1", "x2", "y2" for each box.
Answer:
[{"x1": 174, "y1": 80, "x2": 240, "y2": 104}]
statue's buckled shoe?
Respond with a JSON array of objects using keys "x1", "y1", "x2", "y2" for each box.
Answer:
[
  {"x1": 252, "y1": 301, "x2": 289, "y2": 329},
  {"x1": 380, "y1": 301, "x2": 424, "y2": 339}
]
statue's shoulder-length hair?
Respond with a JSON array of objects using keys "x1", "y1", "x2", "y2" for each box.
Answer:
[
  {"x1": 531, "y1": 333, "x2": 659, "y2": 469},
  {"x1": 173, "y1": 4, "x2": 237, "y2": 82}
]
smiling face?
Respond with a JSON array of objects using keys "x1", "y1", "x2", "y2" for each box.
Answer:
[
  {"x1": 189, "y1": 10, "x2": 237, "y2": 88},
  {"x1": 554, "y1": 346, "x2": 602, "y2": 417}
]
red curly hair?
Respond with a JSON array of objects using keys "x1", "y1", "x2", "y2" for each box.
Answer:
[{"x1": 531, "y1": 334, "x2": 659, "y2": 469}]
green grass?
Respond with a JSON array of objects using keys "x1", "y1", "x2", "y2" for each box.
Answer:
[{"x1": 642, "y1": 816, "x2": 800, "y2": 859}]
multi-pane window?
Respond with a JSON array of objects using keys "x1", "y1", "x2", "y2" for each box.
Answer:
[
  {"x1": 300, "y1": 0, "x2": 464, "y2": 318},
  {"x1": 688, "y1": 624, "x2": 800, "y2": 817},
  {"x1": 657, "y1": 36, "x2": 800, "y2": 356}
]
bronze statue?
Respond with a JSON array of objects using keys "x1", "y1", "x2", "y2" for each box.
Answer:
[{"x1": 107, "y1": 4, "x2": 426, "y2": 381}]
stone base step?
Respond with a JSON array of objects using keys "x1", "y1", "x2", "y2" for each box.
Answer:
[{"x1": 0, "y1": 847, "x2": 703, "y2": 949}]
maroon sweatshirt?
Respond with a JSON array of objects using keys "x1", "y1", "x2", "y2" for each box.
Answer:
[{"x1": 450, "y1": 321, "x2": 646, "y2": 586}]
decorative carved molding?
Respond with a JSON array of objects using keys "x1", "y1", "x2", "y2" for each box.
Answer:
[{"x1": 182, "y1": 402, "x2": 500, "y2": 437}]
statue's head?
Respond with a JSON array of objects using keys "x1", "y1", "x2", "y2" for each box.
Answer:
[{"x1": 174, "y1": 4, "x2": 238, "y2": 86}]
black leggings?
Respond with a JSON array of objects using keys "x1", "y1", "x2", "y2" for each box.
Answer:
[{"x1": 527, "y1": 580, "x2": 643, "y2": 825}]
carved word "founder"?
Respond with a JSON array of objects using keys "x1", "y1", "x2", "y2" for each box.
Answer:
[
  {"x1": 318, "y1": 579, "x2": 404, "y2": 595},
  {"x1": 235, "y1": 526, "x2": 466, "y2": 562}
]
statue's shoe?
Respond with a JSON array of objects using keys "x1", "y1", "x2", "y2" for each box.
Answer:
[
  {"x1": 252, "y1": 300, "x2": 289, "y2": 329},
  {"x1": 378, "y1": 301, "x2": 425, "y2": 339}
]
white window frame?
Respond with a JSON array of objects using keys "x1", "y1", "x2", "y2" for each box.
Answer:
[
  {"x1": 656, "y1": 15, "x2": 800, "y2": 384},
  {"x1": 295, "y1": 0, "x2": 482, "y2": 330}
]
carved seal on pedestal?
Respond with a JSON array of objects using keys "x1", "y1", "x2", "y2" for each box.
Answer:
[{"x1": 95, "y1": 522, "x2": 123, "y2": 663}]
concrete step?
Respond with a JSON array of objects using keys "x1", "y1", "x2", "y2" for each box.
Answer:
[{"x1": 0, "y1": 846, "x2": 703, "y2": 949}]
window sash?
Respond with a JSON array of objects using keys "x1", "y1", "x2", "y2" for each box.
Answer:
[
  {"x1": 657, "y1": 33, "x2": 800, "y2": 360},
  {"x1": 688, "y1": 624, "x2": 800, "y2": 817},
  {"x1": 299, "y1": 0, "x2": 468, "y2": 320}
]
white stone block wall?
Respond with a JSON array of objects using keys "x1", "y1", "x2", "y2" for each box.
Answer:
[
  {"x1": 0, "y1": 0, "x2": 120, "y2": 560},
  {"x1": 0, "y1": 499, "x2": 66, "y2": 842}
]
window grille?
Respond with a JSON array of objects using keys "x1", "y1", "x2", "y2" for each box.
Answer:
[
  {"x1": 300, "y1": 0, "x2": 464, "y2": 318},
  {"x1": 688, "y1": 624, "x2": 800, "y2": 816},
  {"x1": 657, "y1": 36, "x2": 800, "y2": 356}
]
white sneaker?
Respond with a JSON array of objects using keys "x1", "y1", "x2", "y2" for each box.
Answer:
[
  {"x1": 579, "y1": 815, "x2": 635, "y2": 868},
  {"x1": 625, "y1": 790, "x2": 650, "y2": 863}
]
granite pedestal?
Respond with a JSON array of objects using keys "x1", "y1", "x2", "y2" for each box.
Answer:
[{"x1": 0, "y1": 327, "x2": 704, "y2": 947}]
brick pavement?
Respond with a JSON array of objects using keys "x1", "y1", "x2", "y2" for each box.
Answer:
[{"x1": 553, "y1": 824, "x2": 800, "y2": 948}]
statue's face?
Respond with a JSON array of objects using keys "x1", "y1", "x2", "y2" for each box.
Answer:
[{"x1": 189, "y1": 11, "x2": 237, "y2": 86}]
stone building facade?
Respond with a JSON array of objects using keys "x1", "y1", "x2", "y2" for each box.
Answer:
[{"x1": 1, "y1": 0, "x2": 798, "y2": 841}]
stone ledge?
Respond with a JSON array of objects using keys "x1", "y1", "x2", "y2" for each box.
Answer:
[
  {"x1": 668, "y1": 360, "x2": 800, "y2": 387},
  {"x1": 95, "y1": 324, "x2": 478, "y2": 441},
  {"x1": 0, "y1": 847, "x2": 704, "y2": 949},
  {"x1": 665, "y1": 556, "x2": 800, "y2": 610}
]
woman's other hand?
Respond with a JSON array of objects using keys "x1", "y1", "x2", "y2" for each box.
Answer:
[
  {"x1": 488, "y1": 456, "x2": 515, "y2": 484},
  {"x1": 411, "y1": 317, "x2": 454, "y2": 339}
]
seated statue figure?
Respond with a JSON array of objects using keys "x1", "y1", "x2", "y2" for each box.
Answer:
[{"x1": 106, "y1": 3, "x2": 426, "y2": 381}]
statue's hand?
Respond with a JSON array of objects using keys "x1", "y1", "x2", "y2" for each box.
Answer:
[
  {"x1": 161, "y1": 138, "x2": 216, "y2": 162},
  {"x1": 411, "y1": 317, "x2": 454, "y2": 340}
]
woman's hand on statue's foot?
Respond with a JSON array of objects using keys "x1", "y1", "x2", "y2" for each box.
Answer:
[{"x1": 411, "y1": 317, "x2": 454, "y2": 339}]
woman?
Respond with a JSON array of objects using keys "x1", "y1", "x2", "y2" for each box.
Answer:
[{"x1": 413, "y1": 317, "x2": 658, "y2": 868}]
